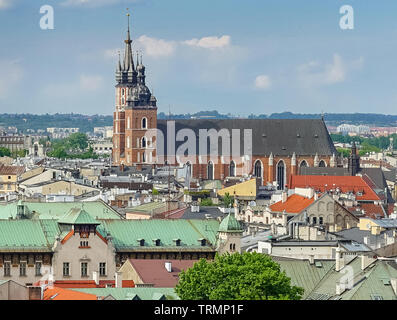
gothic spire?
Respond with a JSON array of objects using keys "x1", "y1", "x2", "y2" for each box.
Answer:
[{"x1": 123, "y1": 11, "x2": 135, "y2": 72}]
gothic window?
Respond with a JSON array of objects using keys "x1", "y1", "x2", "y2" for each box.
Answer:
[
  {"x1": 207, "y1": 161, "x2": 214, "y2": 180},
  {"x1": 319, "y1": 160, "x2": 326, "y2": 167},
  {"x1": 276, "y1": 160, "x2": 285, "y2": 190},
  {"x1": 142, "y1": 117, "x2": 147, "y2": 129},
  {"x1": 230, "y1": 160, "x2": 236, "y2": 177},
  {"x1": 254, "y1": 160, "x2": 262, "y2": 182}
]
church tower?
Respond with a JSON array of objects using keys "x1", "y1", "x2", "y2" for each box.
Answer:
[{"x1": 113, "y1": 12, "x2": 158, "y2": 166}]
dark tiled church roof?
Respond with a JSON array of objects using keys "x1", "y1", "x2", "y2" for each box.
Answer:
[{"x1": 157, "y1": 119, "x2": 336, "y2": 157}]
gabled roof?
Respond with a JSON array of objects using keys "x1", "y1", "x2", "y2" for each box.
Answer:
[
  {"x1": 269, "y1": 194, "x2": 314, "y2": 214},
  {"x1": 44, "y1": 287, "x2": 98, "y2": 300},
  {"x1": 157, "y1": 119, "x2": 337, "y2": 156},
  {"x1": 58, "y1": 208, "x2": 101, "y2": 225},
  {"x1": 0, "y1": 164, "x2": 25, "y2": 176},
  {"x1": 289, "y1": 175, "x2": 381, "y2": 201},
  {"x1": 126, "y1": 259, "x2": 197, "y2": 287}
]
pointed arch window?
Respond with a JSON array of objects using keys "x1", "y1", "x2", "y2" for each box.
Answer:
[
  {"x1": 319, "y1": 160, "x2": 326, "y2": 167},
  {"x1": 207, "y1": 161, "x2": 214, "y2": 180},
  {"x1": 254, "y1": 160, "x2": 262, "y2": 182},
  {"x1": 230, "y1": 161, "x2": 236, "y2": 177},
  {"x1": 277, "y1": 160, "x2": 285, "y2": 190}
]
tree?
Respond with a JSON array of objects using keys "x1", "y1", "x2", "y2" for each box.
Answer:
[
  {"x1": 67, "y1": 132, "x2": 88, "y2": 150},
  {"x1": 0, "y1": 147, "x2": 11, "y2": 157},
  {"x1": 175, "y1": 252, "x2": 304, "y2": 300},
  {"x1": 222, "y1": 192, "x2": 234, "y2": 208}
]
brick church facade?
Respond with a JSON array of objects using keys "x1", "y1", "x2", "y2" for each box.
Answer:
[{"x1": 112, "y1": 21, "x2": 337, "y2": 190}]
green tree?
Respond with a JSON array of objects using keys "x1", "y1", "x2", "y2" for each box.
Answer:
[
  {"x1": 152, "y1": 188, "x2": 159, "y2": 195},
  {"x1": 222, "y1": 192, "x2": 234, "y2": 208},
  {"x1": 0, "y1": 147, "x2": 11, "y2": 157},
  {"x1": 176, "y1": 252, "x2": 304, "y2": 300},
  {"x1": 67, "y1": 132, "x2": 88, "y2": 150}
]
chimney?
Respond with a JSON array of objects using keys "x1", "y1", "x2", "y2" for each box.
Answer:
[
  {"x1": 115, "y1": 271, "x2": 122, "y2": 288},
  {"x1": 165, "y1": 261, "x2": 172, "y2": 273},
  {"x1": 361, "y1": 255, "x2": 377, "y2": 271},
  {"x1": 335, "y1": 247, "x2": 345, "y2": 271},
  {"x1": 93, "y1": 271, "x2": 99, "y2": 286},
  {"x1": 282, "y1": 191, "x2": 287, "y2": 203},
  {"x1": 314, "y1": 192, "x2": 318, "y2": 201},
  {"x1": 391, "y1": 278, "x2": 397, "y2": 295},
  {"x1": 309, "y1": 255, "x2": 314, "y2": 265}
]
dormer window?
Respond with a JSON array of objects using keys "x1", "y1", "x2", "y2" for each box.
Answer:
[
  {"x1": 153, "y1": 239, "x2": 160, "y2": 246},
  {"x1": 173, "y1": 239, "x2": 181, "y2": 246},
  {"x1": 137, "y1": 239, "x2": 145, "y2": 246},
  {"x1": 198, "y1": 239, "x2": 206, "y2": 246}
]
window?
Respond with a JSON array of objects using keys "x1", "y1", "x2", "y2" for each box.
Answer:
[
  {"x1": 20, "y1": 262, "x2": 26, "y2": 277},
  {"x1": 229, "y1": 161, "x2": 236, "y2": 177},
  {"x1": 319, "y1": 217, "x2": 324, "y2": 225},
  {"x1": 7, "y1": 184, "x2": 11, "y2": 190},
  {"x1": 99, "y1": 263, "x2": 106, "y2": 277},
  {"x1": 4, "y1": 262, "x2": 10, "y2": 277},
  {"x1": 319, "y1": 160, "x2": 326, "y2": 167},
  {"x1": 207, "y1": 161, "x2": 214, "y2": 180},
  {"x1": 63, "y1": 262, "x2": 70, "y2": 276},
  {"x1": 312, "y1": 217, "x2": 317, "y2": 225},
  {"x1": 35, "y1": 262, "x2": 42, "y2": 276},
  {"x1": 81, "y1": 262, "x2": 88, "y2": 277},
  {"x1": 277, "y1": 161, "x2": 285, "y2": 190},
  {"x1": 254, "y1": 160, "x2": 262, "y2": 183},
  {"x1": 142, "y1": 117, "x2": 147, "y2": 129}
]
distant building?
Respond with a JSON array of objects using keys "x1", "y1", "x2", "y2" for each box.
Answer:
[{"x1": 0, "y1": 134, "x2": 31, "y2": 152}]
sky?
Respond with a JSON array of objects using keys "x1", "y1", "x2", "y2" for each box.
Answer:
[{"x1": 1, "y1": 0, "x2": 397, "y2": 116}]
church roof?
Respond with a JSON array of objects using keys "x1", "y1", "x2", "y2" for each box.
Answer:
[
  {"x1": 218, "y1": 213, "x2": 243, "y2": 233},
  {"x1": 157, "y1": 119, "x2": 336, "y2": 156}
]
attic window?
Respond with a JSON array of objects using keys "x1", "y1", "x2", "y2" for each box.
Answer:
[
  {"x1": 262, "y1": 134, "x2": 267, "y2": 138},
  {"x1": 173, "y1": 239, "x2": 181, "y2": 246},
  {"x1": 198, "y1": 238, "x2": 206, "y2": 246},
  {"x1": 281, "y1": 146, "x2": 286, "y2": 150},
  {"x1": 315, "y1": 261, "x2": 323, "y2": 268},
  {"x1": 153, "y1": 239, "x2": 160, "y2": 246},
  {"x1": 371, "y1": 294, "x2": 384, "y2": 300},
  {"x1": 137, "y1": 239, "x2": 145, "y2": 246},
  {"x1": 297, "y1": 134, "x2": 301, "y2": 138},
  {"x1": 314, "y1": 134, "x2": 319, "y2": 138}
]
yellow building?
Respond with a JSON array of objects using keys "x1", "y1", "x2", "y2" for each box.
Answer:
[
  {"x1": 0, "y1": 165, "x2": 25, "y2": 193},
  {"x1": 217, "y1": 178, "x2": 257, "y2": 200},
  {"x1": 358, "y1": 217, "x2": 397, "y2": 235}
]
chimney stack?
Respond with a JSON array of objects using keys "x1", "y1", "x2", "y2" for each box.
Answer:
[
  {"x1": 165, "y1": 261, "x2": 172, "y2": 273},
  {"x1": 115, "y1": 271, "x2": 122, "y2": 288},
  {"x1": 282, "y1": 191, "x2": 287, "y2": 203},
  {"x1": 93, "y1": 271, "x2": 99, "y2": 286},
  {"x1": 361, "y1": 255, "x2": 377, "y2": 271},
  {"x1": 335, "y1": 247, "x2": 345, "y2": 271}
]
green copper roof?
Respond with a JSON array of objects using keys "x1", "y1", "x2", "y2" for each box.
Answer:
[
  {"x1": 218, "y1": 213, "x2": 243, "y2": 233},
  {"x1": 58, "y1": 208, "x2": 101, "y2": 225},
  {"x1": 0, "y1": 220, "x2": 60, "y2": 252},
  {"x1": 0, "y1": 201, "x2": 121, "y2": 220},
  {"x1": 98, "y1": 219, "x2": 219, "y2": 251},
  {"x1": 73, "y1": 287, "x2": 179, "y2": 300}
]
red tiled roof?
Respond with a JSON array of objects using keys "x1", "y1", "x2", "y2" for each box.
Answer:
[
  {"x1": 289, "y1": 175, "x2": 381, "y2": 201},
  {"x1": 128, "y1": 259, "x2": 197, "y2": 287},
  {"x1": 0, "y1": 164, "x2": 25, "y2": 176},
  {"x1": 269, "y1": 194, "x2": 314, "y2": 214},
  {"x1": 347, "y1": 203, "x2": 385, "y2": 219},
  {"x1": 33, "y1": 280, "x2": 134, "y2": 289},
  {"x1": 43, "y1": 287, "x2": 98, "y2": 300}
]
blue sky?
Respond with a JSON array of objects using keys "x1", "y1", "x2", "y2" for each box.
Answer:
[{"x1": 1, "y1": 0, "x2": 397, "y2": 116}]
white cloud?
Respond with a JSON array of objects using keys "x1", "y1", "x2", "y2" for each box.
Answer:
[
  {"x1": 0, "y1": 0, "x2": 12, "y2": 10},
  {"x1": 104, "y1": 48, "x2": 122, "y2": 60},
  {"x1": 297, "y1": 54, "x2": 349, "y2": 87},
  {"x1": 184, "y1": 35, "x2": 231, "y2": 49},
  {"x1": 61, "y1": 0, "x2": 139, "y2": 8},
  {"x1": 0, "y1": 60, "x2": 23, "y2": 99},
  {"x1": 254, "y1": 75, "x2": 272, "y2": 90},
  {"x1": 136, "y1": 35, "x2": 176, "y2": 58}
]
